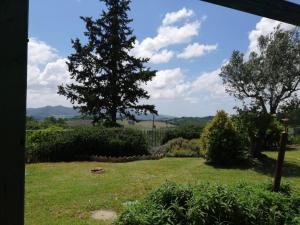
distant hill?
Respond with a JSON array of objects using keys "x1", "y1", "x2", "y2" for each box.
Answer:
[
  {"x1": 27, "y1": 106, "x2": 80, "y2": 120},
  {"x1": 168, "y1": 116, "x2": 213, "y2": 126},
  {"x1": 26, "y1": 105, "x2": 176, "y2": 121}
]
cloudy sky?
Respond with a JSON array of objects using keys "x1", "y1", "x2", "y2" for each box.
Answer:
[{"x1": 28, "y1": 0, "x2": 296, "y2": 116}]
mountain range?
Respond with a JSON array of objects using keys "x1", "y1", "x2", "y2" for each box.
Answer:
[{"x1": 26, "y1": 105, "x2": 176, "y2": 121}]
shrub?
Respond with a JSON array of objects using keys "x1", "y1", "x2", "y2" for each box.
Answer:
[
  {"x1": 26, "y1": 116, "x2": 68, "y2": 130},
  {"x1": 265, "y1": 116, "x2": 284, "y2": 150},
  {"x1": 200, "y1": 110, "x2": 246, "y2": 165},
  {"x1": 153, "y1": 138, "x2": 204, "y2": 157},
  {"x1": 290, "y1": 135, "x2": 300, "y2": 145},
  {"x1": 114, "y1": 183, "x2": 300, "y2": 225},
  {"x1": 26, "y1": 127, "x2": 149, "y2": 162},
  {"x1": 162, "y1": 124, "x2": 203, "y2": 144},
  {"x1": 232, "y1": 108, "x2": 285, "y2": 156}
]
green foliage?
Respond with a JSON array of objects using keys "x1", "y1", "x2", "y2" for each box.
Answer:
[
  {"x1": 168, "y1": 116, "x2": 213, "y2": 127},
  {"x1": 26, "y1": 127, "x2": 149, "y2": 162},
  {"x1": 154, "y1": 138, "x2": 203, "y2": 158},
  {"x1": 162, "y1": 124, "x2": 204, "y2": 144},
  {"x1": 115, "y1": 182, "x2": 300, "y2": 225},
  {"x1": 220, "y1": 26, "x2": 300, "y2": 115},
  {"x1": 290, "y1": 135, "x2": 300, "y2": 145},
  {"x1": 26, "y1": 116, "x2": 42, "y2": 130},
  {"x1": 26, "y1": 116, "x2": 68, "y2": 130},
  {"x1": 265, "y1": 116, "x2": 284, "y2": 150},
  {"x1": 41, "y1": 116, "x2": 67, "y2": 128},
  {"x1": 200, "y1": 110, "x2": 246, "y2": 165},
  {"x1": 233, "y1": 108, "x2": 284, "y2": 155},
  {"x1": 58, "y1": 0, "x2": 157, "y2": 126}
]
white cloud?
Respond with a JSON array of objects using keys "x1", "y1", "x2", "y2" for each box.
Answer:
[
  {"x1": 144, "y1": 67, "x2": 228, "y2": 102},
  {"x1": 28, "y1": 38, "x2": 58, "y2": 65},
  {"x1": 132, "y1": 8, "x2": 201, "y2": 64},
  {"x1": 191, "y1": 69, "x2": 226, "y2": 98},
  {"x1": 177, "y1": 43, "x2": 218, "y2": 59},
  {"x1": 248, "y1": 17, "x2": 295, "y2": 54},
  {"x1": 144, "y1": 68, "x2": 190, "y2": 99},
  {"x1": 162, "y1": 7, "x2": 194, "y2": 26},
  {"x1": 149, "y1": 50, "x2": 174, "y2": 64},
  {"x1": 27, "y1": 38, "x2": 71, "y2": 107}
]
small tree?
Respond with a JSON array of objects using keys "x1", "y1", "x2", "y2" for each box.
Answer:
[
  {"x1": 58, "y1": 0, "x2": 157, "y2": 126},
  {"x1": 200, "y1": 111, "x2": 246, "y2": 166}
]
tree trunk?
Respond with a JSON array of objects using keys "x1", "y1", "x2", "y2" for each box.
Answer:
[{"x1": 110, "y1": 105, "x2": 118, "y2": 127}]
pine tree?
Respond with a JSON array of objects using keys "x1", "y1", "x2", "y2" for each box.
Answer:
[{"x1": 58, "y1": 0, "x2": 157, "y2": 126}]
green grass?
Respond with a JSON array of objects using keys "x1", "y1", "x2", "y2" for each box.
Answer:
[{"x1": 25, "y1": 147, "x2": 300, "y2": 225}]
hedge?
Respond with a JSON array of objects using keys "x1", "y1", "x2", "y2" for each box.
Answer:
[{"x1": 26, "y1": 126, "x2": 149, "y2": 162}]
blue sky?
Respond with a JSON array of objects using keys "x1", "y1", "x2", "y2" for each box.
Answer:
[{"x1": 27, "y1": 0, "x2": 294, "y2": 117}]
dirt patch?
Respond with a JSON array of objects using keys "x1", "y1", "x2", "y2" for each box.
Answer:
[
  {"x1": 90, "y1": 167, "x2": 105, "y2": 174},
  {"x1": 91, "y1": 209, "x2": 117, "y2": 221}
]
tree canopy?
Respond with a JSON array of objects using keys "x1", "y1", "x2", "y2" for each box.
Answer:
[
  {"x1": 58, "y1": 0, "x2": 157, "y2": 126},
  {"x1": 220, "y1": 26, "x2": 300, "y2": 115}
]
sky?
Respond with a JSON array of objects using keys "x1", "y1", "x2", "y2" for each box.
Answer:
[{"x1": 27, "y1": 0, "x2": 296, "y2": 117}]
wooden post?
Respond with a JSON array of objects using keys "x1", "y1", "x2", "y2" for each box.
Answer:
[
  {"x1": 152, "y1": 114, "x2": 155, "y2": 129},
  {"x1": 0, "y1": 0, "x2": 29, "y2": 225},
  {"x1": 273, "y1": 132, "x2": 288, "y2": 192}
]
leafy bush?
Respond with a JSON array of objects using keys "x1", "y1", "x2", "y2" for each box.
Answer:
[
  {"x1": 232, "y1": 108, "x2": 285, "y2": 156},
  {"x1": 26, "y1": 116, "x2": 68, "y2": 130},
  {"x1": 26, "y1": 127, "x2": 149, "y2": 162},
  {"x1": 162, "y1": 124, "x2": 204, "y2": 144},
  {"x1": 114, "y1": 183, "x2": 300, "y2": 225},
  {"x1": 200, "y1": 110, "x2": 246, "y2": 165},
  {"x1": 153, "y1": 138, "x2": 203, "y2": 157},
  {"x1": 26, "y1": 116, "x2": 42, "y2": 130},
  {"x1": 290, "y1": 135, "x2": 300, "y2": 145},
  {"x1": 264, "y1": 117, "x2": 284, "y2": 150}
]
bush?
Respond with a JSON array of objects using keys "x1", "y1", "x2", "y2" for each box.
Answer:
[
  {"x1": 290, "y1": 135, "x2": 300, "y2": 145},
  {"x1": 26, "y1": 116, "x2": 68, "y2": 130},
  {"x1": 153, "y1": 138, "x2": 204, "y2": 157},
  {"x1": 232, "y1": 108, "x2": 285, "y2": 156},
  {"x1": 162, "y1": 124, "x2": 204, "y2": 144},
  {"x1": 114, "y1": 183, "x2": 300, "y2": 225},
  {"x1": 200, "y1": 110, "x2": 246, "y2": 165},
  {"x1": 26, "y1": 127, "x2": 149, "y2": 162},
  {"x1": 265, "y1": 117, "x2": 284, "y2": 150}
]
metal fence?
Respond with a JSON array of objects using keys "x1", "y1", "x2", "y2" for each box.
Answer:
[{"x1": 142, "y1": 128, "x2": 173, "y2": 148}]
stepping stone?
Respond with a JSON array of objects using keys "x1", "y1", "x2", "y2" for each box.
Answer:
[{"x1": 91, "y1": 210, "x2": 117, "y2": 221}]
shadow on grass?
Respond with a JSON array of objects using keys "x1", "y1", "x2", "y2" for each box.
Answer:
[
  {"x1": 205, "y1": 153, "x2": 300, "y2": 178},
  {"x1": 252, "y1": 154, "x2": 300, "y2": 177}
]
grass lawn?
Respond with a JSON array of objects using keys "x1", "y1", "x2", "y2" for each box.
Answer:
[{"x1": 25, "y1": 147, "x2": 300, "y2": 225}]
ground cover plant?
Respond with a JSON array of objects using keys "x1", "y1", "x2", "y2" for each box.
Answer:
[{"x1": 115, "y1": 182, "x2": 300, "y2": 225}]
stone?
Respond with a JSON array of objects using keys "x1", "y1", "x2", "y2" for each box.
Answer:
[{"x1": 91, "y1": 210, "x2": 117, "y2": 221}]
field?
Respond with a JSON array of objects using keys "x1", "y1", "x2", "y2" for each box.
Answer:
[
  {"x1": 65, "y1": 119, "x2": 175, "y2": 129},
  {"x1": 25, "y1": 147, "x2": 300, "y2": 225},
  {"x1": 118, "y1": 120, "x2": 175, "y2": 129}
]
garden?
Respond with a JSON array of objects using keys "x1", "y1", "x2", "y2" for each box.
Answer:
[{"x1": 24, "y1": 0, "x2": 300, "y2": 224}]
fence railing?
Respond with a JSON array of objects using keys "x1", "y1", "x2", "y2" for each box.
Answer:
[{"x1": 142, "y1": 128, "x2": 174, "y2": 148}]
